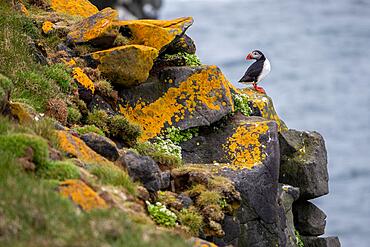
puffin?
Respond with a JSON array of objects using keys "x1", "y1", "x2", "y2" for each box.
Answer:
[{"x1": 238, "y1": 50, "x2": 271, "y2": 94}]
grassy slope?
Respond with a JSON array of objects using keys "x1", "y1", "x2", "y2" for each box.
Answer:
[{"x1": 0, "y1": 2, "x2": 188, "y2": 246}]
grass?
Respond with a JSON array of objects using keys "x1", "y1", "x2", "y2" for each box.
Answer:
[
  {"x1": 178, "y1": 207, "x2": 204, "y2": 236},
  {"x1": 73, "y1": 124, "x2": 105, "y2": 137},
  {"x1": 109, "y1": 115, "x2": 142, "y2": 146},
  {"x1": 86, "y1": 110, "x2": 109, "y2": 133},
  {"x1": 67, "y1": 106, "x2": 82, "y2": 125},
  {"x1": 38, "y1": 160, "x2": 80, "y2": 181},
  {"x1": 44, "y1": 63, "x2": 74, "y2": 93}
]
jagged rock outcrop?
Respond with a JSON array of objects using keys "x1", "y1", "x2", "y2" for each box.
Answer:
[{"x1": 293, "y1": 200, "x2": 327, "y2": 236}]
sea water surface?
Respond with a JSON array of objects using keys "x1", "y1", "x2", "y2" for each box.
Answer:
[{"x1": 161, "y1": 0, "x2": 370, "y2": 246}]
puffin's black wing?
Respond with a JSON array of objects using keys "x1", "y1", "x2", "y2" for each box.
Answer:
[{"x1": 239, "y1": 60, "x2": 264, "y2": 83}]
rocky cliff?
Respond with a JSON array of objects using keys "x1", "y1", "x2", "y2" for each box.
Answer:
[{"x1": 0, "y1": 1, "x2": 340, "y2": 246}]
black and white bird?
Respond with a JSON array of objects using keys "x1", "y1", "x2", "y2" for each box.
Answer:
[{"x1": 238, "y1": 50, "x2": 271, "y2": 94}]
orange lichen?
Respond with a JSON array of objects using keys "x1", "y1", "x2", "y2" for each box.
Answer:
[
  {"x1": 62, "y1": 58, "x2": 76, "y2": 67},
  {"x1": 42, "y1": 21, "x2": 54, "y2": 34},
  {"x1": 113, "y1": 17, "x2": 193, "y2": 51},
  {"x1": 49, "y1": 0, "x2": 98, "y2": 18},
  {"x1": 56, "y1": 131, "x2": 111, "y2": 166},
  {"x1": 72, "y1": 67, "x2": 95, "y2": 93},
  {"x1": 67, "y1": 8, "x2": 118, "y2": 43},
  {"x1": 59, "y1": 179, "x2": 108, "y2": 211},
  {"x1": 91, "y1": 45, "x2": 159, "y2": 87},
  {"x1": 239, "y1": 88, "x2": 288, "y2": 131},
  {"x1": 192, "y1": 238, "x2": 218, "y2": 247},
  {"x1": 223, "y1": 121, "x2": 269, "y2": 170},
  {"x1": 120, "y1": 66, "x2": 234, "y2": 141}
]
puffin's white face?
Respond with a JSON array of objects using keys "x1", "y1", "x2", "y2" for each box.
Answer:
[{"x1": 246, "y1": 50, "x2": 263, "y2": 60}]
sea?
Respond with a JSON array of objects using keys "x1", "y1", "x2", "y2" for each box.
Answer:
[{"x1": 161, "y1": 0, "x2": 370, "y2": 246}]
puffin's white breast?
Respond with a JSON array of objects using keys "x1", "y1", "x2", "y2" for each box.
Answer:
[{"x1": 257, "y1": 58, "x2": 271, "y2": 83}]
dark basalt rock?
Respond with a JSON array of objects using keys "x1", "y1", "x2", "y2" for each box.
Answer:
[
  {"x1": 293, "y1": 200, "x2": 326, "y2": 236},
  {"x1": 117, "y1": 151, "x2": 167, "y2": 192},
  {"x1": 279, "y1": 129, "x2": 329, "y2": 200},
  {"x1": 88, "y1": 94, "x2": 116, "y2": 115},
  {"x1": 301, "y1": 236, "x2": 341, "y2": 247},
  {"x1": 81, "y1": 132, "x2": 119, "y2": 161},
  {"x1": 166, "y1": 34, "x2": 196, "y2": 54}
]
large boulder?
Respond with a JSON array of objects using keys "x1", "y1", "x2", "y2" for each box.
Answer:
[
  {"x1": 279, "y1": 129, "x2": 329, "y2": 200},
  {"x1": 293, "y1": 201, "x2": 326, "y2": 236},
  {"x1": 67, "y1": 7, "x2": 119, "y2": 47},
  {"x1": 80, "y1": 132, "x2": 120, "y2": 161},
  {"x1": 90, "y1": 45, "x2": 158, "y2": 87},
  {"x1": 301, "y1": 236, "x2": 341, "y2": 247},
  {"x1": 49, "y1": 0, "x2": 99, "y2": 18},
  {"x1": 119, "y1": 66, "x2": 234, "y2": 141},
  {"x1": 117, "y1": 151, "x2": 168, "y2": 192}
]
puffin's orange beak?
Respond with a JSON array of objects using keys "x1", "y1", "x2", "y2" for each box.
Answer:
[{"x1": 246, "y1": 53, "x2": 253, "y2": 60}]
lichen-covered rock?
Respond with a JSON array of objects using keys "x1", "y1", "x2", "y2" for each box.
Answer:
[
  {"x1": 120, "y1": 65, "x2": 234, "y2": 141},
  {"x1": 279, "y1": 129, "x2": 329, "y2": 200},
  {"x1": 80, "y1": 132, "x2": 119, "y2": 161},
  {"x1": 239, "y1": 88, "x2": 287, "y2": 131},
  {"x1": 114, "y1": 17, "x2": 193, "y2": 51},
  {"x1": 90, "y1": 45, "x2": 158, "y2": 87},
  {"x1": 301, "y1": 236, "x2": 341, "y2": 247},
  {"x1": 293, "y1": 200, "x2": 326, "y2": 236},
  {"x1": 166, "y1": 34, "x2": 196, "y2": 54},
  {"x1": 50, "y1": 0, "x2": 99, "y2": 18},
  {"x1": 191, "y1": 238, "x2": 218, "y2": 247},
  {"x1": 56, "y1": 130, "x2": 111, "y2": 166},
  {"x1": 116, "y1": 151, "x2": 167, "y2": 192},
  {"x1": 279, "y1": 184, "x2": 300, "y2": 247},
  {"x1": 67, "y1": 8, "x2": 119, "y2": 47},
  {"x1": 58, "y1": 179, "x2": 108, "y2": 211},
  {"x1": 73, "y1": 67, "x2": 95, "y2": 93}
]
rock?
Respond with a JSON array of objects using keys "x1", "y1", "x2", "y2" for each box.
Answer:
[
  {"x1": 166, "y1": 34, "x2": 196, "y2": 54},
  {"x1": 120, "y1": 65, "x2": 234, "y2": 141},
  {"x1": 90, "y1": 45, "x2": 158, "y2": 87},
  {"x1": 88, "y1": 94, "x2": 116, "y2": 115},
  {"x1": 239, "y1": 88, "x2": 288, "y2": 131},
  {"x1": 80, "y1": 132, "x2": 119, "y2": 161},
  {"x1": 58, "y1": 179, "x2": 108, "y2": 211},
  {"x1": 67, "y1": 8, "x2": 119, "y2": 47},
  {"x1": 56, "y1": 130, "x2": 111, "y2": 166},
  {"x1": 117, "y1": 151, "x2": 165, "y2": 192},
  {"x1": 214, "y1": 216, "x2": 241, "y2": 245},
  {"x1": 49, "y1": 0, "x2": 99, "y2": 18},
  {"x1": 279, "y1": 129, "x2": 329, "y2": 200},
  {"x1": 73, "y1": 67, "x2": 95, "y2": 93},
  {"x1": 301, "y1": 236, "x2": 341, "y2": 247},
  {"x1": 114, "y1": 17, "x2": 193, "y2": 51},
  {"x1": 178, "y1": 193, "x2": 193, "y2": 208},
  {"x1": 293, "y1": 201, "x2": 326, "y2": 236},
  {"x1": 279, "y1": 184, "x2": 300, "y2": 247}
]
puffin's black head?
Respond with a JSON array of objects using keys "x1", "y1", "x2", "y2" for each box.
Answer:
[{"x1": 246, "y1": 50, "x2": 264, "y2": 60}]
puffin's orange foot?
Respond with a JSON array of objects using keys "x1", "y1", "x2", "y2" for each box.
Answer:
[{"x1": 253, "y1": 84, "x2": 266, "y2": 94}]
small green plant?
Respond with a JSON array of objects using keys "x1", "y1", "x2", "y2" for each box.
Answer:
[
  {"x1": 146, "y1": 201, "x2": 177, "y2": 227},
  {"x1": 88, "y1": 163, "x2": 136, "y2": 195},
  {"x1": 109, "y1": 115, "x2": 142, "y2": 146},
  {"x1": 219, "y1": 198, "x2": 228, "y2": 209},
  {"x1": 38, "y1": 160, "x2": 80, "y2": 181},
  {"x1": 67, "y1": 107, "x2": 82, "y2": 125},
  {"x1": 73, "y1": 124, "x2": 105, "y2": 137},
  {"x1": 163, "y1": 52, "x2": 201, "y2": 66},
  {"x1": 232, "y1": 93, "x2": 252, "y2": 116},
  {"x1": 164, "y1": 126, "x2": 198, "y2": 144},
  {"x1": 95, "y1": 79, "x2": 113, "y2": 97},
  {"x1": 87, "y1": 110, "x2": 109, "y2": 133},
  {"x1": 44, "y1": 63, "x2": 74, "y2": 93},
  {"x1": 295, "y1": 229, "x2": 305, "y2": 247},
  {"x1": 177, "y1": 207, "x2": 203, "y2": 235}
]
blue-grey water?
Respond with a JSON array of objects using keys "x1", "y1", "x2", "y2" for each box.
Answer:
[{"x1": 162, "y1": 0, "x2": 370, "y2": 246}]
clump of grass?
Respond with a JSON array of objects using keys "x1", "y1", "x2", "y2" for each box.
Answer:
[
  {"x1": 0, "y1": 74, "x2": 13, "y2": 106},
  {"x1": 196, "y1": 191, "x2": 222, "y2": 208},
  {"x1": 88, "y1": 163, "x2": 137, "y2": 195},
  {"x1": 86, "y1": 110, "x2": 109, "y2": 133},
  {"x1": 232, "y1": 93, "x2": 252, "y2": 116},
  {"x1": 95, "y1": 79, "x2": 113, "y2": 97},
  {"x1": 67, "y1": 107, "x2": 82, "y2": 125},
  {"x1": 295, "y1": 229, "x2": 305, "y2": 247},
  {"x1": 163, "y1": 52, "x2": 201, "y2": 66},
  {"x1": 109, "y1": 115, "x2": 142, "y2": 146},
  {"x1": 38, "y1": 160, "x2": 80, "y2": 181},
  {"x1": 73, "y1": 124, "x2": 105, "y2": 137},
  {"x1": 44, "y1": 63, "x2": 74, "y2": 93},
  {"x1": 45, "y1": 98, "x2": 68, "y2": 125},
  {"x1": 178, "y1": 207, "x2": 203, "y2": 235}
]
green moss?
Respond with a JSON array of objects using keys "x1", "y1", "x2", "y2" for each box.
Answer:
[
  {"x1": 196, "y1": 191, "x2": 221, "y2": 208},
  {"x1": 88, "y1": 164, "x2": 136, "y2": 195},
  {"x1": 232, "y1": 93, "x2": 252, "y2": 116},
  {"x1": 164, "y1": 126, "x2": 198, "y2": 144},
  {"x1": 0, "y1": 133, "x2": 49, "y2": 169},
  {"x1": 67, "y1": 107, "x2": 82, "y2": 125},
  {"x1": 177, "y1": 207, "x2": 203, "y2": 235},
  {"x1": 134, "y1": 139, "x2": 182, "y2": 168},
  {"x1": 44, "y1": 63, "x2": 74, "y2": 93},
  {"x1": 87, "y1": 110, "x2": 109, "y2": 133},
  {"x1": 95, "y1": 79, "x2": 113, "y2": 97},
  {"x1": 163, "y1": 52, "x2": 201, "y2": 66},
  {"x1": 109, "y1": 115, "x2": 142, "y2": 146},
  {"x1": 73, "y1": 124, "x2": 105, "y2": 137},
  {"x1": 38, "y1": 160, "x2": 80, "y2": 180},
  {"x1": 295, "y1": 229, "x2": 305, "y2": 247},
  {"x1": 146, "y1": 201, "x2": 177, "y2": 228}
]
